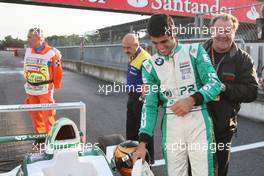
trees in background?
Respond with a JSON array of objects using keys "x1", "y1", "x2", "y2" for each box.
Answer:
[
  {"x1": 46, "y1": 34, "x2": 82, "y2": 46},
  {"x1": 46, "y1": 34, "x2": 99, "y2": 46},
  {"x1": 0, "y1": 34, "x2": 96, "y2": 50},
  {"x1": 0, "y1": 35, "x2": 25, "y2": 50}
]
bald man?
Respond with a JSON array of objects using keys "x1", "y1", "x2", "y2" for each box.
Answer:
[{"x1": 122, "y1": 33, "x2": 154, "y2": 163}]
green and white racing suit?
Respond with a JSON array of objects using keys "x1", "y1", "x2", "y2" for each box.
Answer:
[{"x1": 139, "y1": 43, "x2": 222, "y2": 176}]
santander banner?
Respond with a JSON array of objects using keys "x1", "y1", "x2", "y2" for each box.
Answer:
[{"x1": 31, "y1": 0, "x2": 262, "y2": 23}]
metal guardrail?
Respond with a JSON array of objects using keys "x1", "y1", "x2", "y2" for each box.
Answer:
[
  {"x1": 0, "y1": 102, "x2": 86, "y2": 143},
  {"x1": 57, "y1": 43, "x2": 150, "y2": 71}
]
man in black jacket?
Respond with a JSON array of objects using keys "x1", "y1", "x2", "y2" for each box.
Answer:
[{"x1": 203, "y1": 13, "x2": 258, "y2": 176}]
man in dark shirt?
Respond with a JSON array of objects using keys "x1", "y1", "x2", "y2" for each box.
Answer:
[{"x1": 203, "y1": 13, "x2": 258, "y2": 176}]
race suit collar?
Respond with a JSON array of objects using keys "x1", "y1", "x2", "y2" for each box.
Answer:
[
  {"x1": 34, "y1": 43, "x2": 45, "y2": 54},
  {"x1": 159, "y1": 41, "x2": 182, "y2": 61},
  {"x1": 130, "y1": 47, "x2": 141, "y2": 60}
]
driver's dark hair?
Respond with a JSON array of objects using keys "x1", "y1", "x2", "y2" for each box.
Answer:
[{"x1": 147, "y1": 14, "x2": 175, "y2": 37}]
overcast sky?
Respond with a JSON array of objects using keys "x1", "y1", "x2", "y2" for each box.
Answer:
[{"x1": 0, "y1": 2, "x2": 150, "y2": 40}]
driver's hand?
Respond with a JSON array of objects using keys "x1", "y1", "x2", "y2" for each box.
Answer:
[
  {"x1": 170, "y1": 96, "x2": 195, "y2": 116},
  {"x1": 132, "y1": 142, "x2": 147, "y2": 164},
  {"x1": 140, "y1": 84, "x2": 149, "y2": 101}
]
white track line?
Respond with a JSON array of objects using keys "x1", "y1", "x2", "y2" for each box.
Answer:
[
  {"x1": 0, "y1": 71, "x2": 23, "y2": 74},
  {"x1": 152, "y1": 159, "x2": 165, "y2": 167},
  {"x1": 231, "y1": 141, "x2": 264, "y2": 153},
  {"x1": 152, "y1": 141, "x2": 264, "y2": 167}
]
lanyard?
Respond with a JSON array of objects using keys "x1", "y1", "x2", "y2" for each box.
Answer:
[{"x1": 211, "y1": 48, "x2": 226, "y2": 71}]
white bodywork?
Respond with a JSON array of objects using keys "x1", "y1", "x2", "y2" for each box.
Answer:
[
  {"x1": 29, "y1": 150, "x2": 112, "y2": 176},
  {"x1": 1, "y1": 149, "x2": 113, "y2": 176}
]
